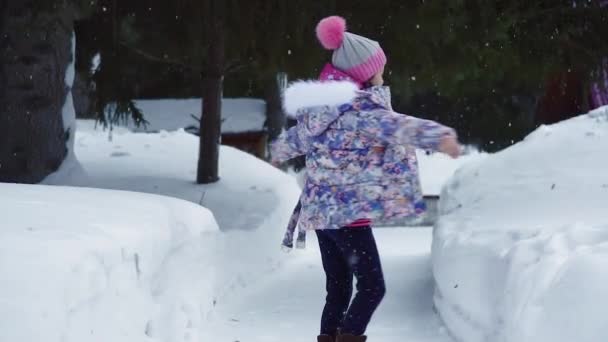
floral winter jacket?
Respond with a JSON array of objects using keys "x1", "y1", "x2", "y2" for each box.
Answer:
[{"x1": 271, "y1": 80, "x2": 456, "y2": 231}]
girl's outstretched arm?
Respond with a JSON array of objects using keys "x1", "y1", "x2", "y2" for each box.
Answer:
[
  {"x1": 270, "y1": 125, "x2": 309, "y2": 164},
  {"x1": 363, "y1": 110, "x2": 457, "y2": 153}
]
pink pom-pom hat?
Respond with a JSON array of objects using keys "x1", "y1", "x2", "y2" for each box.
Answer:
[{"x1": 315, "y1": 16, "x2": 387, "y2": 84}]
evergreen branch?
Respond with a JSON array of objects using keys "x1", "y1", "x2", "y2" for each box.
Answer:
[
  {"x1": 120, "y1": 41, "x2": 247, "y2": 75},
  {"x1": 118, "y1": 40, "x2": 201, "y2": 71},
  {"x1": 225, "y1": 59, "x2": 247, "y2": 74}
]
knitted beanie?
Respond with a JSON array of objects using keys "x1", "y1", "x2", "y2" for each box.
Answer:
[{"x1": 316, "y1": 16, "x2": 387, "y2": 84}]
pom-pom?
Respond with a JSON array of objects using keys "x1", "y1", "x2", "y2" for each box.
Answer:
[{"x1": 316, "y1": 16, "x2": 346, "y2": 50}]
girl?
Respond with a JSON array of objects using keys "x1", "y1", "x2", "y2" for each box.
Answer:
[{"x1": 271, "y1": 16, "x2": 460, "y2": 342}]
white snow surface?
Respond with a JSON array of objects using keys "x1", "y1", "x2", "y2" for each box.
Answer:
[
  {"x1": 55, "y1": 120, "x2": 288, "y2": 232},
  {"x1": 58, "y1": 119, "x2": 304, "y2": 295},
  {"x1": 34, "y1": 120, "x2": 309, "y2": 341},
  {"x1": 0, "y1": 183, "x2": 219, "y2": 342},
  {"x1": 433, "y1": 106, "x2": 608, "y2": 342},
  {"x1": 26, "y1": 118, "x2": 481, "y2": 341},
  {"x1": 124, "y1": 98, "x2": 266, "y2": 134},
  {"x1": 416, "y1": 148, "x2": 485, "y2": 195},
  {"x1": 201, "y1": 228, "x2": 453, "y2": 342}
]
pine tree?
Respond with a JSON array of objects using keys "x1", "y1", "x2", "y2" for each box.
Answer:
[
  {"x1": 0, "y1": 0, "x2": 95, "y2": 183},
  {"x1": 77, "y1": 1, "x2": 608, "y2": 154}
]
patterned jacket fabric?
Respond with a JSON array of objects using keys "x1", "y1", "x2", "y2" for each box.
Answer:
[{"x1": 272, "y1": 80, "x2": 456, "y2": 231}]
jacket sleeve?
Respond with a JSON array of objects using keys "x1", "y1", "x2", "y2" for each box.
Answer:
[
  {"x1": 270, "y1": 125, "x2": 309, "y2": 163},
  {"x1": 363, "y1": 110, "x2": 457, "y2": 152}
]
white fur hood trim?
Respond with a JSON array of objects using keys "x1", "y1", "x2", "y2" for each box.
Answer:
[{"x1": 283, "y1": 80, "x2": 359, "y2": 118}]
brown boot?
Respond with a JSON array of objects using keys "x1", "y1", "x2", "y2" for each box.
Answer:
[
  {"x1": 336, "y1": 334, "x2": 367, "y2": 342},
  {"x1": 317, "y1": 335, "x2": 335, "y2": 342}
]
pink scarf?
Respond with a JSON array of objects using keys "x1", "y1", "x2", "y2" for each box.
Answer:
[{"x1": 319, "y1": 63, "x2": 364, "y2": 89}]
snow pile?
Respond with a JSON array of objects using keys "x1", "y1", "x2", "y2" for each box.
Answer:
[
  {"x1": 0, "y1": 183, "x2": 219, "y2": 342},
  {"x1": 54, "y1": 120, "x2": 298, "y2": 233},
  {"x1": 124, "y1": 98, "x2": 266, "y2": 134},
  {"x1": 30, "y1": 114, "x2": 477, "y2": 341},
  {"x1": 416, "y1": 148, "x2": 486, "y2": 195},
  {"x1": 45, "y1": 120, "x2": 301, "y2": 325},
  {"x1": 432, "y1": 106, "x2": 608, "y2": 342},
  {"x1": 202, "y1": 229, "x2": 453, "y2": 342}
]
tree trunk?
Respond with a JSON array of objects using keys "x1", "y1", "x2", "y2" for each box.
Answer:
[
  {"x1": 72, "y1": 19, "x2": 97, "y2": 119},
  {"x1": 72, "y1": 71, "x2": 94, "y2": 118},
  {"x1": 0, "y1": 1, "x2": 75, "y2": 183},
  {"x1": 197, "y1": 0, "x2": 224, "y2": 184},
  {"x1": 535, "y1": 70, "x2": 587, "y2": 126}
]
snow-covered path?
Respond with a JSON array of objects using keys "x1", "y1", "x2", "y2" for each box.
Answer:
[{"x1": 201, "y1": 228, "x2": 452, "y2": 342}]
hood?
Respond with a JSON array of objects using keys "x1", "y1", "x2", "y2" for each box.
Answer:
[
  {"x1": 283, "y1": 80, "x2": 359, "y2": 116},
  {"x1": 282, "y1": 80, "x2": 392, "y2": 136}
]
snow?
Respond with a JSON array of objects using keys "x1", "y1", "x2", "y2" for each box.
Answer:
[
  {"x1": 0, "y1": 182, "x2": 219, "y2": 342},
  {"x1": 432, "y1": 106, "x2": 608, "y2": 342},
  {"x1": 416, "y1": 148, "x2": 486, "y2": 195},
  {"x1": 55, "y1": 119, "x2": 303, "y2": 299},
  {"x1": 15, "y1": 98, "x2": 505, "y2": 342},
  {"x1": 201, "y1": 228, "x2": 453, "y2": 342},
  {"x1": 44, "y1": 32, "x2": 86, "y2": 184},
  {"x1": 53, "y1": 120, "x2": 293, "y2": 232},
  {"x1": 34, "y1": 119, "x2": 308, "y2": 341},
  {"x1": 27, "y1": 117, "x2": 479, "y2": 341},
  {"x1": 91, "y1": 53, "x2": 101, "y2": 73},
  {"x1": 63, "y1": 32, "x2": 76, "y2": 155},
  {"x1": 124, "y1": 98, "x2": 266, "y2": 134}
]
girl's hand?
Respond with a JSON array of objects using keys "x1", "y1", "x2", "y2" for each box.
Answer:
[{"x1": 439, "y1": 136, "x2": 461, "y2": 158}]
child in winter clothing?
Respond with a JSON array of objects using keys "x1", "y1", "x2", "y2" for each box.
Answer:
[
  {"x1": 271, "y1": 16, "x2": 460, "y2": 342},
  {"x1": 280, "y1": 64, "x2": 364, "y2": 251}
]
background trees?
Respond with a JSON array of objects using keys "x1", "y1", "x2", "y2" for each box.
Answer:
[{"x1": 2, "y1": 0, "x2": 607, "y2": 183}]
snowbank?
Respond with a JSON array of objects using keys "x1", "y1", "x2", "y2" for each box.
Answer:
[
  {"x1": 201, "y1": 228, "x2": 453, "y2": 342},
  {"x1": 55, "y1": 120, "x2": 298, "y2": 233},
  {"x1": 43, "y1": 120, "x2": 301, "y2": 335},
  {"x1": 416, "y1": 148, "x2": 486, "y2": 196},
  {"x1": 0, "y1": 183, "x2": 219, "y2": 342},
  {"x1": 123, "y1": 98, "x2": 266, "y2": 134},
  {"x1": 432, "y1": 106, "x2": 608, "y2": 342}
]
